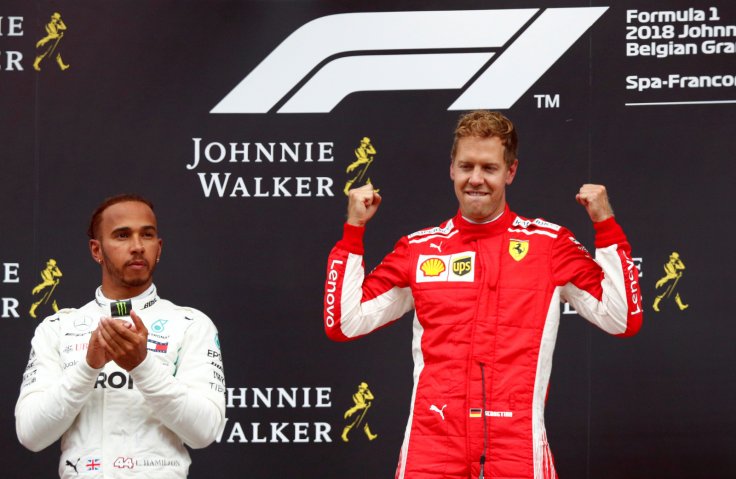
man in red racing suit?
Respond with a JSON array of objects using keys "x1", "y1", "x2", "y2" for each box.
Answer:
[{"x1": 323, "y1": 111, "x2": 642, "y2": 479}]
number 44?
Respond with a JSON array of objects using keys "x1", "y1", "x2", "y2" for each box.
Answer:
[{"x1": 114, "y1": 457, "x2": 134, "y2": 469}]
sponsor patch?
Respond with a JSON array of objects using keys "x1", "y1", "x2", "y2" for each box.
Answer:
[
  {"x1": 469, "y1": 408, "x2": 514, "y2": 418},
  {"x1": 420, "y1": 257, "x2": 446, "y2": 277},
  {"x1": 451, "y1": 256, "x2": 472, "y2": 276},
  {"x1": 509, "y1": 239, "x2": 529, "y2": 261},
  {"x1": 568, "y1": 236, "x2": 590, "y2": 254},
  {"x1": 147, "y1": 338, "x2": 168, "y2": 353},
  {"x1": 74, "y1": 316, "x2": 93, "y2": 331},
  {"x1": 408, "y1": 220, "x2": 454, "y2": 239},
  {"x1": 486, "y1": 410, "x2": 513, "y2": 417},
  {"x1": 512, "y1": 216, "x2": 561, "y2": 231},
  {"x1": 111, "y1": 300, "x2": 132, "y2": 317},
  {"x1": 151, "y1": 319, "x2": 168, "y2": 333},
  {"x1": 416, "y1": 252, "x2": 475, "y2": 283}
]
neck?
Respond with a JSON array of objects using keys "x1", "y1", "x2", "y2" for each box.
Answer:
[
  {"x1": 95, "y1": 284, "x2": 158, "y2": 316},
  {"x1": 100, "y1": 280, "x2": 154, "y2": 300},
  {"x1": 462, "y1": 209, "x2": 505, "y2": 224}
]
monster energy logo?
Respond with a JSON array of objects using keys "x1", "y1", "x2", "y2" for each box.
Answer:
[{"x1": 110, "y1": 300, "x2": 132, "y2": 317}]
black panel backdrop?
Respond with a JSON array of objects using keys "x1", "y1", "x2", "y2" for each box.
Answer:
[{"x1": 1, "y1": 1, "x2": 734, "y2": 477}]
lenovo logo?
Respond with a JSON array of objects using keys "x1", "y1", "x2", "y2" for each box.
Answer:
[{"x1": 212, "y1": 8, "x2": 607, "y2": 114}]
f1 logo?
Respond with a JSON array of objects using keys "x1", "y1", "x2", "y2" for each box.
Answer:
[{"x1": 211, "y1": 7, "x2": 608, "y2": 114}]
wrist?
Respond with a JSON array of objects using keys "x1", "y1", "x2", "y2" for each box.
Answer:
[
  {"x1": 346, "y1": 218, "x2": 365, "y2": 227},
  {"x1": 84, "y1": 355, "x2": 105, "y2": 370}
]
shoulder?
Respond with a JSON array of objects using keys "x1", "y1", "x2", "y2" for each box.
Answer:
[
  {"x1": 508, "y1": 213, "x2": 567, "y2": 239},
  {"x1": 38, "y1": 301, "x2": 89, "y2": 325},
  {"x1": 405, "y1": 217, "x2": 457, "y2": 244},
  {"x1": 511, "y1": 214, "x2": 592, "y2": 256},
  {"x1": 33, "y1": 303, "x2": 88, "y2": 339},
  {"x1": 154, "y1": 300, "x2": 221, "y2": 352},
  {"x1": 154, "y1": 299, "x2": 217, "y2": 328}
]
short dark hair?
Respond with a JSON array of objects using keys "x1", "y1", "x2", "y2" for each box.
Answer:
[
  {"x1": 87, "y1": 194, "x2": 155, "y2": 240},
  {"x1": 451, "y1": 110, "x2": 518, "y2": 167}
]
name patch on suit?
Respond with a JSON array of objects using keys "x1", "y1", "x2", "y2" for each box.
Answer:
[{"x1": 416, "y1": 252, "x2": 475, "y2": 283}]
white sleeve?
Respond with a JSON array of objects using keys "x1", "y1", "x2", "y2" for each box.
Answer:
[
  {"x1": 15, "y1": 317, "x2": 101, "y2": 451},
  {"x1": 129, "y1": 311, "x2": 226, "y2": 449}
]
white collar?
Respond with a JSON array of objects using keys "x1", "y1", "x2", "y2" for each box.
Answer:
[{"x1": 94, "y1": 284, "x2": 159, "y2": 316}]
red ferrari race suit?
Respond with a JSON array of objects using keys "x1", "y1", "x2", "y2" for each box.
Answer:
[{"x1": 323, "y1": 205, "x2": 642, "y2": 479}]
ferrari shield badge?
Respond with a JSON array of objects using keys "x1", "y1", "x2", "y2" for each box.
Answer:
[{"x1": 509, "y1": 239, "x2": 529, "y2": 261}]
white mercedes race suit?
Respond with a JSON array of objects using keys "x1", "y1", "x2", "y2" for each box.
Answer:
[{"x1": 15, "y1": 285, "x2": 226, "y2": 478}]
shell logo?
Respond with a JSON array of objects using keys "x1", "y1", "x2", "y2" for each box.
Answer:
[{"x1": 420, "y1": 257, "x2": 446, "y2": 277}]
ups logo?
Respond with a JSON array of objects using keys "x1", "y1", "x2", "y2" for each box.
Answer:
[{"x1": 452, "y1": 257, "x2": 472, "y2": 276}]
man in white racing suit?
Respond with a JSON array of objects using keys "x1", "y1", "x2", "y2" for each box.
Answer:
[{"x1": 16, "y1": 194, "x2": 225, "y2": 478}]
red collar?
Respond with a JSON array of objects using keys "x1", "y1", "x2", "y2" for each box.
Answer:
[{"x1": 455, "y1": 204, "x2": 513, "y2": 241}]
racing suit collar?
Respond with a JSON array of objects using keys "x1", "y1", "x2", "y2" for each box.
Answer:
[
  {"x1": 455, "y1": 204, "x2": 512, "y2": 241},
  {"x1": 94, "y1": 283, "x2": 159, "y2": 314}
]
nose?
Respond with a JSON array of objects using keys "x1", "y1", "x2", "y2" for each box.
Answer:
[
  {"x1": 130, "y1": 234, "x2": 145, "y2": 252},
  {"x1": 469, "y1": 166, "x2": 484, "y2": 186}
]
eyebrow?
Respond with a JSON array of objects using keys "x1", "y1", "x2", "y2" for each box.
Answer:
[{"x1": 110, "y1": 225, "x2": 157, "y2": 234}]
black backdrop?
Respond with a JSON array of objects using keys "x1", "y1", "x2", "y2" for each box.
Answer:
[{"x1": 1, "y1": 1, "x2": 735, "y2": 477}]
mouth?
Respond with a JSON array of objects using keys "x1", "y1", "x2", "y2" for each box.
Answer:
[
  {"x1": 464, "y1": 191, "x2": 489, "y2": 197},
  {"x1": 126, "y1": 259, "x2": 149, "y2": 270}
]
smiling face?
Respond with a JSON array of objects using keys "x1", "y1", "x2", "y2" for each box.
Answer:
[
  {"x1": 89, "y1": 201, "x2": 162, "y2": 299},
  {"x1": 450, "y1": 136, "x2": 518, "y2": 223}
]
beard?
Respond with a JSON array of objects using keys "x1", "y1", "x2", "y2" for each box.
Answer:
[{"x1": 101, "y1": 251, "x2": 157, "y2": 289}]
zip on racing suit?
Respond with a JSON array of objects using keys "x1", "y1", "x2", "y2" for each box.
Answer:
[
  {"x1": 16, "y1": 284, "x2": 226, "y2": 478},
  {"x1": 323, "y1": 205, "x2": 643, "y2": 479}
]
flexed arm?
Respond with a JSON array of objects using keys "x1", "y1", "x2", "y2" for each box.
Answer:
[
  {"x1": 325, "y1": 185, "x2": 413, "y2": 341},
  {"x1": 556, "y1": 185, "x2": 643, "y2": 337}
]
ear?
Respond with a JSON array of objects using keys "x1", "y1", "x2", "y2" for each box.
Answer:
[
  {"x1": 156, "y1": 238, "x2": 163, "y2": 262},
  {"x1": 505, "y1": 159, "x2": 519, "y2": 185},
  {"x1": 89, "y1": 239, "x2": 102, "y2": 264},
  {"x1": 449, "y1": 159, "x2": 455, "y2": 181}
]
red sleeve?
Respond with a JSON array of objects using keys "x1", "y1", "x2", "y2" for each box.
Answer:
[
  {"x1": 553, "y1": 218, "x2": 643, "y2": 337},
  {"x1": 324, "y1": 225, "x2": 414, "y2": 342}
]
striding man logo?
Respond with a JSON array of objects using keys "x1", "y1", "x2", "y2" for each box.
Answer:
[
  {"x1": 341, "y1": 381, "x2": 378, "y2": 442},
  {"x1": 29, "y1": 258, "x2": 63, "y2": 318},
  {"x1": 33, "y1": 12, "x2": 71, "y2": 71},
  {"x1": 344, "y1": 137, "x2": 379, "y2": 195},
  {"x1": 653, "y1": 251, "x2": 689, "y2": 312}
]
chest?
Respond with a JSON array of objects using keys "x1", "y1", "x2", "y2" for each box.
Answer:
[
  {"x1": 410, "y1": 234, "x2": 552, "y2": 291},
  {"x1": 58, "y1": 311, "x2": 188, "y2": 374}
]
